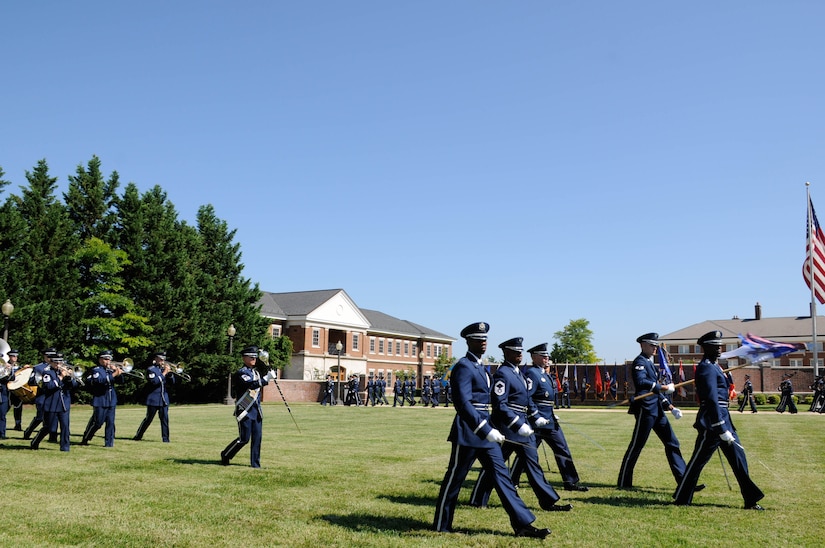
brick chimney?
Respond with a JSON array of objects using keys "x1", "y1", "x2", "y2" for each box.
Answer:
[{"x1": 755, "y1": 302, "x2": 762, "y2": 320}]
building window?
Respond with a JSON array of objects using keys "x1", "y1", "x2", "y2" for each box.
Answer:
[
  {"x1": 379, "y1": 339, "x2": 385, "y2": 354},
  {"x1": 387, "y1": 338, "x2": 393, "y2": 355},
  {"x1": 412, "y1": 342, "x2": 418, "y2": 356},
  {"x1": 312, "y1": 329, "x2": 320, "y2": 348},
  {"x1": 725, "y1": 343, "x2": 736, "y2": 352},
  {"x1": 789, "y1": 359, "x2": 803, "y2": 367},
  {"x1": 427, "y1": 343, "x2": 432, "y2": 358},
  {"x1": 370, "y1": 337, "x2": 375, "y2": 353},
  {"x1": 678, "y1": 345, "x2": 690, "y2": 354},
  {"x1": 270, "y1": 324, "x2": 281, "y2": 338},
  {"x1": 435, "y1": 344, "x2": 442, "y2": 357},
  {"x1": 814, "y1": 358, "x2": 824, "y2": 368},
  {"x1": 396, "y1": 340, "x2": 401, "y2": 355},
  {"x1": 404, "y1": 341, "x2": 409, "y2": 356},
  {"x1": 352, "y1": 333, "x2": 360, "y2": 352}
]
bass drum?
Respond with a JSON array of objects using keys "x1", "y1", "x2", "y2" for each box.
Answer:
[{"x1": 7, "y1": 366, "x2": 38, "y2": 403}]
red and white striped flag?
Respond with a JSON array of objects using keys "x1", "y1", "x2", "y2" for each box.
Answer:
[{"x1": 803, "y1": 196, "x2": 825, "y2": 304}]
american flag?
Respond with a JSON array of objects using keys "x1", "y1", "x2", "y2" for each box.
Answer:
[{"x1": 803, "y1": 196, "x2": 825, "y2": 304}]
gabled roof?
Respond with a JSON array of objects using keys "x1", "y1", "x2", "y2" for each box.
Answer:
[
  {"x1": 256, "y1": 289, "x2": 454, "y2": 342},
  {"x1": 361, "y1": 309, "x2": 453, "y2": 341},
  {"x1": 661, "y1": 315, "x2": 825, "y2": 343}
]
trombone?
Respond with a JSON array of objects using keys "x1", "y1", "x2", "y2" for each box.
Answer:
[
  {"x1": 112, "y1": 358, "x2": 145, "y2": 380},
  {"x1": 163, "y1": 361, "x2": 191, "y2": 382},
  {"x1": 58, "y1": 364, "x2": 86, "y2": 386}
]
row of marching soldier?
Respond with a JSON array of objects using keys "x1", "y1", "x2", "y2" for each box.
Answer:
[{"x1": 0, "y1": 347, "x2": 176, "y2": 449}]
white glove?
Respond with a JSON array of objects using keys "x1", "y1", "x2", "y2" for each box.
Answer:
[
  {"x1": 517, "y1": 423, "x2": 534, "y2": 437},
  {"x1": 670, "y1": 407, "x2": 683, "y2": 420},
  {"x1": 664, "y1": 383, "x2": 675, "y2": 394},
  {"x1": 535, "y1": 417, "x2": 550, "y2": 428},
  {"x1": 486, "y1": 428, "x2": 505, "y2": 444},
  {"x1": 719, "y1": 430, "x2": 735, "y2": 444},
  {"x1": 264, "y1": 370, "x2": 277, "y2": 382},
  {"x1": 554, "y1": 414, "x2": 560, "y2": 421}
]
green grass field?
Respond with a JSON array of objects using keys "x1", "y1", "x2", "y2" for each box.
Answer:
[{"x1": 0, "y1": 401, "x2": 820, "y2": 547}]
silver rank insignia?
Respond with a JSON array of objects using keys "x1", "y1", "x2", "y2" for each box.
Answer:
[
  {"x1": 541, "y1": 376, "x2": 546, "y2": 383},
  {"x1": 526, "y1": 378, "x2": 533, "y2": 391},
  {"x1": 494, "y1": 379, "x2": 506, "y2": 396}
]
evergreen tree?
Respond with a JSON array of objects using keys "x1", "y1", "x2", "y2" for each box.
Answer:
[
  {"x1": 9, "y1": 160, "x2": 83, "y2": 361},
  {"x1": 64, "y1": 155, "x2": 119, "y2": 241}
]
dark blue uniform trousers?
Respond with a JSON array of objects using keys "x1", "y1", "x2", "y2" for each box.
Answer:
[
  {"x1": 434, "y1": 442, "x2": 535, "y2": 533},
  {"x1": 222, "y1": 414, "x2": 263, "y2": 468},
  {"x1": 618, "y1": 408, "x2": 685, "y2": 487},
  {"x1": 673, "y1": 428, "x2": 763, "y2": 506},
  {"x1": 470, "y1": 441, "x2": 560, "y2": 509}
]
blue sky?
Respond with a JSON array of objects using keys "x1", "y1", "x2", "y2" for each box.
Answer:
[{"x1": 3, "y1": 1, "x2": 825, "y2": 363}]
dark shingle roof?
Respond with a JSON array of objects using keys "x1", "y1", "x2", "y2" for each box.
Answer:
[
  {"x1": 361, "y1": 309, "x2": 453, "y2": 341},
  {"x1": 662, "y1": 316, "x2": 825, "y2": 343}
]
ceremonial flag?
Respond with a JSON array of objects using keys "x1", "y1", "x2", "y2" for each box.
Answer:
[
  {"x1": 573, "y1": 365, "x2": 578, "y2": 394},
  {"x1": 804, "y1": 195, "x2": 825, "y2": 304},
  {"x1": 563, "y1": 364, "x2": 569, "y2": 385},
  {"x1": 594, "y1": 365, "x2": 603, "y2": 395},
  {"x1": 678, "y1": 360, "x2": 687, "y2": 398},
  {"x1": 656, "y1": 345, "x2": 673, "y2": 383},
  {"x1": 720, "y1": 333, "x2": 807, "y2": 364},
  {"x1": 610, "y1": 364, "x2": 618, "y2": 398}
]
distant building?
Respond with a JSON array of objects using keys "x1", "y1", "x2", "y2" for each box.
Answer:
[
  {"x1": 256, "y1": 289, "x2": 453, "y2": 387},
  {"x1": 660, "y1": 302, "x2": 823, "y2": 392}
]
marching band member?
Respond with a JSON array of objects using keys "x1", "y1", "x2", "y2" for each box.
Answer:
[
  {"x1": 674, "y1": 331, "x2": 765, "y2": 510},
  {"x1": 221, "y1": 346, "x2": 274, "y2": 468},
  {"x1": 3, "y1": 349, "x2": 24, "y2": 433},
  {"x1": 81, "y1": 350, "x2": 123, "y2": 447},
  {"x1": 23, "y1": 347, "x2": 57, "y2": 441},
  {"x1": 433, "y1": 323, "x2": 551, "y2": 539},
  {"x1": 31, "y1": 353, "x2": 77, "y2": 451},
  {"x1": 133, "y1": 351, "x2": 175, "y2": 442}
]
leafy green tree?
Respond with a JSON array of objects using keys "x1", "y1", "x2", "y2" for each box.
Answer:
[
  {"x1": 551, "y1": 318, "x2": 598, "y2": 364},
  {"x1": 433, "y1": 351, "x2": 454, "y2": 379}
]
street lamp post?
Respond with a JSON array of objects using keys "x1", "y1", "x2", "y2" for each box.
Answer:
[
  {"x1": 336, "y1": 340, "x2": 343, "y2": 404},
  {"x1": 224, "y1": 324, "x2": 236, "y2": 405},
  {"x1": 418, "y1": 350, "x2": 424, "y2": 388},
  {"x1": 2, "y1": 299, "x2": 14, "y2": 342}
]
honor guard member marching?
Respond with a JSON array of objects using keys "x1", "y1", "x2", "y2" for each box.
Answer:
[
  {"x1": 618, "y1": 333, "x2": 688, "y2": 489},
  {"x1": 23, "y1": 348, "x2": 57, "y2": 440},
  {"x1": 405, "y1": 375, "x2": 417, "y2": 406},
  {"x1": 81, "y1": 350, "x2": 124, "y2": 447},
  {"x1": 776, "y1": 374, "x2": 798, "y2": 414},
  {"x1": 377, "y1": 373, "x2": 389, "y2": 405},
  {"x1": 421, "y1": 376, "x2": 431, "y2": 406},
  {"x1": 393, "y1": 376, "x2": 403, "y2": 406},
  {"x1": 512, "y1": 343, "x2": 588, "y2": 492},
  {"x1": 810, "y1": 376, "x2": 825, "y2": 412},
  {"x1": 444, "y1": 378, "x2": 452, "y2": 407},
  {"x1": 674, "y1": 331, "x2": 765, "y2": 510},
  {"x1": 738, "y1": 374, "x2": 758, "y2": 413},
  {"x1": 133, "y1": 351, "x2": 175, "y2": 442},
  {"x1": 470, "y1": 338, "x2": 572, "y2": 512},
  {"x1": 31, "y1": 353, "x2": 78, "y2": 451},
  {"x1": 431, "y1": 375, "x2": 441, "y2": 407},
  {"x1": 221, "y1": 346, "x2": 275, "y2": 468},
  {"x1": 366, "y1": 374, "x2": 376, "y2": 406},
  {"x1": 560, "y1": 376, "x2": 571, "y2": 408},
  {"x1": 433, "y1": 323, "x2": 552, "y2": 539},
  {"x1": 320, "y1": 374, "x2": 335, "y2": 406}
]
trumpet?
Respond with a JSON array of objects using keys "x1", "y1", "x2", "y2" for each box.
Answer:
[
  {"x1": 163, "y1": 361, "x2": 191, "y2": 382},
  {"x1": 112, "y1": 358, "x2": 145, "y2": 380}
]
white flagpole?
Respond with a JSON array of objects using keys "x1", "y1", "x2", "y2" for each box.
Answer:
[{"x1": 807, "y1": 182, "x2": 819, "y2": 377}]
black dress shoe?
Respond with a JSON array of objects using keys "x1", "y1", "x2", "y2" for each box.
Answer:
[
  {"x1": 515, "y1": 525, "x2": 551, "y2": 539},
  {"x1": 564, "y1": 484, "x2": 589, "y2": 492},
  {"x1": 542, "y1": 503, "x2": 573, "y2": 512},
  {"x1": 695, "y1": 484, "x2": 706, "y2": 492},
  {"x1": 745, "y1": 504, "x2": 765, "y2": 510},
  {"x1": 220, "y1": 456, "x2": 230, "y2": 466}
]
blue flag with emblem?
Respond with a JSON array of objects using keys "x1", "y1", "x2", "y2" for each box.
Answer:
[{"x1": 656, "y1": 345, "x2": 673, "y2": 383}]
